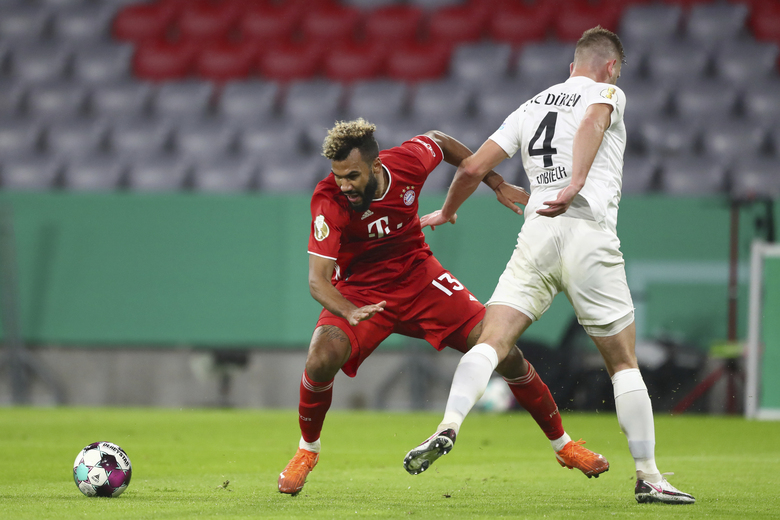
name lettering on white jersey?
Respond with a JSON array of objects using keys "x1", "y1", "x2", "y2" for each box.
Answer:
[
  {"x1": 361, "y1": 209, "x2": 374, "y2": 220},
  {"x1": 367, "y1": 216, "x2": 390, "y2": 238},
  {"x1": 532, "y1": 92, "x2": 581, "y2": 108},
  {"x1": 411, "y1": 137, "x2": 436, "y2": 157},
  {"x1": 536, "y1": 166, "x2": 568, "y2": 185}
]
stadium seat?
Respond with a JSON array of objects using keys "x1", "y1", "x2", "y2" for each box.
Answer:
[
  {"x1": 195, "y1": 40, "x2": 258, "y2": 83},
  {"x1": 345, "y1": 80, "x2": 409, "y2": 122},
  {"x1": 413, "y1": 0, "x2": 465, "y2": 8},
  {"x1": 700, "y1": 121, "x2": 767, "y2": 163},
  {"x1": 437, "y1": 116, "x2": 499, "y2": 154},
  {"x1": 673, "y1": 80, "x2": 739, "y2": 123},
  {"x1": 621, "y1": 153, "x2": 659, "y2": 194},
  {"x1": 0, "y1": 153, "x2": 62, "y2": 190},
  {"x1": 133, "y1": 39, "x2": 199, "y2": 82},
  {"x1": 714, "y1": 40, "x2": 779, "y2": 87},
  {"x1": 553, "y1": 0, "x2": 620, "y2": 42},
  {"x1": 257, "y1": 41, "x2": 322, "y2": 82},
  {"x1": 515, "y1": 42, "x2": 573, "y2": 87},
  {"x1": 386, "y1": 42, "x2": 451, "y2": 82},
  {"x1": 639, "y1": 116, "x2": 700, "y2": 156},
  {"x1": 125, "y1": 152, "x2": 191, "y2": 191},
  {"x1": 152, "y1": 81, "x2": 214, "y2": 120},
  {"x1": 238, "y1": 3, "x2": 302, "y2": 45},
  {"x1": 323, "y1": 41, "x2": 388, "y2": 83},
  {"x1": 685, "y1": 3, "x2": 749, "y2": 47},
  {"x1": 191, "y1": 155, "x2": 258, "y2": 192},
  {"x1": 473, "y1": 79, "x2": 540, "y2": 126},
  {"x1": 426, "y1": 3, "x2": 487, "y2": 48},
  {"x1": 742, "y1": 78, "x2": 780, "y2": 128},
  {"x1": 109, "y1": 117, "x2": 174, "y2": 158},
  {"x1": 282, "y1": 80, "x2": 343, "y2": 122},
  {"x1": 449, "y1": 42, "x2": 512, "y2": 86},
  {"x1": 0, "y1": 80, "x2": 26, "y2": 118},
  {"x1": 0, "y1": 118, "x2": 42, "y2": 155},
  {"x1": 62, "y1": 154, "x2": 126, "y2": 191},
  {"x1": 239, "y1": 119, "x2": 303, "y2": 159},
  {"x1": 112, "y1": 1, "x2": 177, "y2": 42},
  {"x1": 730, "y1": 157, "x2": 780, "y2": 200},
  {"x1": 0, "y1": 4, "x2": 51, "y2": 42},
  {"x1": 26, "y1": 82, "x2": 89, "y2": 120},
  {"x1": 89, "y1": 81, "x2": 154, "y2": 118},
  {"x1": 619, "y1": 4, "x2": 682, "y2": 45},
  {"x1": 364, "y1": 5, "x2": 423, "y2": 46},
  {"x1": 257, "y1": 154, "x2": 322, "y2": 193},
  {"x1": 176, "y1": 0, "x2": 241, "y2": 43},
  {"x1": 173, "y1": 118, "x2": 238, "y2": 159},
  {"x1": 661, "y1": 0, "x2": 715, "y2": 8},
  {"x1": 644, "y1": 40, "x2": 711, "y2": 84},
  {"x1": 9, "y1": 44, "x2": 72, "y2": 84},
  {"x1": 620, "y1": 80, "x2": 671, "y2": 122},
  {"x1": 487, "y1": 2, "x2": 552, "y2": 47},
  {"x1": 45, "y1": 118, "x2": 109, "y2": 158},
  {"x1": 52, "y1": 5, "x2": 116, "y2": 42},
  {"x1": 216, "y1": 81, "x2": 279, "y2": 123},
  {"x1": 300, "y1": 4, "x2": 362, "y2": 45},
  {"x1": 410, "y1": 79, "x2": 472, "y2": 122},
  {"x1": 342, "y1": 0, "x2": 402, "y2": 8},
  {"x1": 72, "y1": 44, "x2": 134, "y2": 85},
  {"x1": 659, "y1": 155, "x2": 728, "y2": 196},
  {"x1": 749, "y1": 1, "x2": 780, "y2": 45}
]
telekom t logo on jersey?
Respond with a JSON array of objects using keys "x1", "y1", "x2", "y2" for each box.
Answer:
[{"x1": 367, "y1": 216, "x2": 390, "y2": 238}]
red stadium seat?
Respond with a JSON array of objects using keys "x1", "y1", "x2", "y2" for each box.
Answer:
[
  {"x1": 133, "y1": 39, "x2": 199, "y2": 81},
  {"x1": 176, "y1": 0, "x2": 241, "y2": 42},
  {"x1": 553, "y1": 1, "x2": 621, "y2": 41},
  {"x1": 258, "y1": 41, "x2": 323, "y2": 82},
  {"x1": 239, "y1": 3, "x2": 302, "y2": 45},
  {"x1": 324, "y1": 41, "x2": 388, "y2": 83},
  {"x1": 300, "y1": 4, "x2": 362, "y2": 45},
  {"x1": 750, "y1": 1, "x2": 780, "y2": 44},
  {"x1": 113, "y1": 2, "x2": 178, "y2": 43},
  {"x1": 195, "y1": 40, "x2": 259, "y2": 83},
  {"x1": 386, "y1": 42, "x2": 450, "y2": 82},
  {"x1": 426, "y1": 4, "x2": 487, "y2": 47},
  {"x1": 488, "y1": 2, "x2": 553, "y2": 46},
  {"x1": 661, "y1": 0, "x2": 715, "y2": 7},
  {"x1": 364, "y1": 5, "x2": 424, "y2": 46}
]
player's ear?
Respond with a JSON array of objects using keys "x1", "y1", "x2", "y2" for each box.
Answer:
[{"x1": 372, "y1": 157, "x2": 382, "y2": 174}]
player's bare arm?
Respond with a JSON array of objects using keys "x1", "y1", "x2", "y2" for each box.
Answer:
[
  {"x1": 538, "y1": 103, "x2": 613, "y2": 218},
  {"x1": 308, "y1": 254, "x2": 385, "y2": 326}
]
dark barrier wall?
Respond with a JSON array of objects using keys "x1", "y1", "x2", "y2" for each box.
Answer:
[{"x1": 0, "y1": 192, "x2": 773, "y2": 350}]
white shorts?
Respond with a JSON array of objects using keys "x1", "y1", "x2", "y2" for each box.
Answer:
[{"x1": 487, "y1": 216, "x2": 634, "y2": 326}]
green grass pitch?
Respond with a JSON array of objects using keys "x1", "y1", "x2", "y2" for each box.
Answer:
[{"x1": 1, "y1": 408, "x2": 778, "y2": 519}]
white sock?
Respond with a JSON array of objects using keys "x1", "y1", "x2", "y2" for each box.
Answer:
[
  {"x1": 439, "y1": 343, "x2": 499, "y2": 435},
  {"x1": 612, "y1": 368, "x2": 660, "y2": 480},
  {"x1": 550, "y1": 433, "x2": 572, "y2": 453},
  {"x1": 299, "y1": 437, "x2": 321, "y2": 454}
]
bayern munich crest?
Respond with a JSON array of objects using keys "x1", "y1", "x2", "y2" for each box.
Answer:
[{"x1": 402, "y1": 186, "x2": 416, "y2": 206}]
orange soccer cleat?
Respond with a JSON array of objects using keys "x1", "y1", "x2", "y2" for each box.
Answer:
[
  {"x1": 555, "y1": 439, "x2": 609, "y2": 478},
  {"x1": 278, "y1": 448, "x2": 319, "y2": 494}
]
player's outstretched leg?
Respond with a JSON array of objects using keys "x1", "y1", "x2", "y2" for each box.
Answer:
[
  {"x1": 635, "y1": 473, "x2": 695, "y2": 504},
  {"x1": 403, "y1": 428, "x2": 457, "y2": 475},
  {"x1": 555, "y1": 439, "x2": 610, "y2": 478},
  {"x1": 278, "y1": 448, "x2": 319, "y2": 495}
]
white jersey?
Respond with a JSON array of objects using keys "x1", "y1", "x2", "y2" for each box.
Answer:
[{"x1": 489, "y1": 76, "x2": 627, "y2": 234}]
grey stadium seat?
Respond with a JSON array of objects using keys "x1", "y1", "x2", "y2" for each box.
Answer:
[
  {"x1": 257, "y1": 154, "x2": 323, "y2": 193},
  {"x1": 0, "y1": 118, "x2": 42, "y2": 155},
  {"x1": 217, "y1": 81, "x2": 279, "y2": 123},
  {"x1": 450, "y1": 42, "x2": 512, "y2": 86},
  {"x1": 659, "y1": 155, "x2": 728, "y2": 195},
  {"x1": 639, "y1": 116, "x2": 700, "y2": 157},
  {"x1": 191, "y1": 155, "x2": 258, "y2": 193},
  {"x1": 26, "y1": 82, "x2": 89, "y2": 119},
  {"x1": 743, "y1": 79, "x2": 780, "y2": 128},
  {"x1": 62, "y1": 153, "x2": 125, "y2": 191},
  {"x1": 346, "y1": 80, "x2": 409, "y2": 122},
  {"x1": 1, "y1": 153, "x2": 62, "y2": 190},
  {"x1": 437, "y1": 116, "x2": 498, "y2": 153},
  {"x1": 685, "y1": 3, "x2": 749, "y2": 48},
  {"x1": 109, "y1": 117, "x2": 173, "y2": 158},
  {"x1": 283, "y1": 80, "x2": 343, "y2": 122},
  {"x1": 645, "y1": 40, "x2": 711, "y2": 84},
  {"x1": 9, "y1": 44, "x2": 72, "y2": 84},
  {"x1": 152, "y1": 81, "x2": 214, "y2": 120},
  {"x1": 621, "y1": 80, "x2": 671, "y2": 126},
  {"x1": 515, "y1": 42, "x2": 573, "y2": 87},
  {"x1": 51, "y1": 5, "x2": 115, "y2": 42},
  {"x1": 410, "y1": 79, "x2": 472, "y2": 123},
  {"x1": 0, "y1": 79, "x2": 25, "y2": 118},
  {"x1": 673, "y1": 80, "x2": 739, "y2": 122},
  {"x1": 700, "y1": 121, "x2": 767, "y2": 163},
  {"x1": 621, "y1": 153, "x2": 659, "y2": 195},
  {"x1": 474, "y1": 79, "x2": 539, "y2": 127},
  {"x1": 619, "y1": 4, "x2": 682, "y2": 46},
  {"x1": 239, "y1": 119, "x2": 303, "y2": 158},
  {"x1": 72, "y1": 44, "x2": 134, "y2": 85},
  {"x1": 730, "y1": 158, "x2": 780, "y2": 200},
  {"x1": 126, "y1": 153, "x2": 191, "y2": 191},
  {"x1": 45, "y1": 118, "x2": 109, "y2": 158},
  {"x1": 174, "y1": 118, "x2": 239, "y2": 159},
  {"x1": 0, "y1": 5, "x2": 51, "y2": 42},
  {"x1": 89, "y1": 81, "x2": 153, "y2": 118},
  {"x1": 715, "y1": 40, "x2": 779, "y2": 88}
]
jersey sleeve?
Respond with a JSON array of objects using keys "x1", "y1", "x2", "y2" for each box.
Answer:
[
  {"x1": 399, "y1": 134, "x2": 444, "y2": 174},
  {"x1": 488, "y1": 104, "x2": 526, "y2": 158},
  {"x1": 307, "y1": 190, "x2": 347, "y2": 260},
  {"x1": 582, "y1": 83, "x2": 625, "y2": 127}
]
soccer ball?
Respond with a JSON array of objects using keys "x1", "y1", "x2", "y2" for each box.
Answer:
[{"x1": 73, "y1": 442, "x2": 132, "y2": 497}]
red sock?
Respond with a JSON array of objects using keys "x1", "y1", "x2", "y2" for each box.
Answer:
[
  {"x1": 505, "y1": 362, "x2": 565, "y2": 441},
  {"x1": 298, "y1": 370, "x2": 334, "y2": 443}
]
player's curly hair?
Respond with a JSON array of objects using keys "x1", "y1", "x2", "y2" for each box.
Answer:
[
  {"x1": 575, "y1": 25, "x2": 626, "y2": 65},
  {"x1": 322, "y1": 118, "x2": 379, "y2": 163}
]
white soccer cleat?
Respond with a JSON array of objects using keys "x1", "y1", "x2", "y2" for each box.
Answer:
[
  {"x1": 403, "y1": 428, "x2": 457, "y2": 475},
  {"x1": 635, "y1": 474, "x2": 695, "y2": 504}
]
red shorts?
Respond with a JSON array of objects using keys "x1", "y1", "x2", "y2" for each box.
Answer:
[{"x1": 316, "y1": 255, "x2": 485, "y2": 377}]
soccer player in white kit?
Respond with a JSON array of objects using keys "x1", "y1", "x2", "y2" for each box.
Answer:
[{"x1": 403, "y1": 27, "x2": 695, "y2": 504}]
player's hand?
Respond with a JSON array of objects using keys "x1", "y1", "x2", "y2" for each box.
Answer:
[
  {"x1": 420, "y1": 210, "x2": 457, "y2": 231},
  {"x1": 494, "y1": 182, "x2": 528, "y2": 216},
  {"x1": 537, "y1": 185, "x2": 578, "y2": 218},
  {"x1": 347, "y1": 301, "x2": 386, "y2": 326}
]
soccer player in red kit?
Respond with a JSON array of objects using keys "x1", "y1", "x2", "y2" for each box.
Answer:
[{"x1": 278, "y1": 119, "x2": 608, "y2": 494}]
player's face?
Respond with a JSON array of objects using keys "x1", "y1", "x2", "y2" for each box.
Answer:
[{"x1": 331, "y1": 149, "x2": 380, "y2": 212}]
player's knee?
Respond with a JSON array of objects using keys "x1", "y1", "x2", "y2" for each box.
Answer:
[
  {"x1": 307, "y1": 326, "x2": 351, "y2": 378},
  {"x1": 495, "y1": 345, "x2": 526, "y2": 379}
]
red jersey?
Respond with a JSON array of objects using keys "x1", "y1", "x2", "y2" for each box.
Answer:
[{"x1": 307, "y1": 135, "x2": 444, "y2": 286}]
